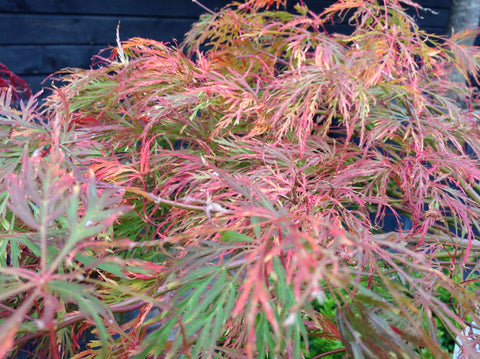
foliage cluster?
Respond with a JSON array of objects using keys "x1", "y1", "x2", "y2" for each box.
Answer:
[
  {"x1": 1, "y1": 0, "x2": 480, "y2": 357},
  {"x1": 0, "y1": 63, "x2": 31, "y2": 103}
]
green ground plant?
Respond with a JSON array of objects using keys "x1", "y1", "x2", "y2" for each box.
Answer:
[{"x1": 1, "y1": 0, "x2": 480, "y2": 357}]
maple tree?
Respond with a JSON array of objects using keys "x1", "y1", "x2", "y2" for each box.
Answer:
[{"x1": 1, "y1": 0, "x2": 480, "y2": 358}]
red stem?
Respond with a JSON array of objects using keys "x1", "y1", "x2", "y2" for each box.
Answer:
[
  {"x1": 48, "y1": 324, "x2": 60, "y2": 359},
  {"x1": 192, "y1": 0, "x2": 215, "y2": 15},
  {"x1": 33, "y1": 298, "x2": 42, "y2": 317},
  {"x1": 13, "y1": 299, "x2": 147, "y2": 349},
  {"x1": 311, "y1": 348, "x2": 346, "y2": 359}
]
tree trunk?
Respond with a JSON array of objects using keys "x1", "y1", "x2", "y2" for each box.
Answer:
[
  {"x1": 447, "y1": 0, "x2": 480, "y2": 42},
  {"x1": 447, "y1": 0, "x2": 480, "y2": 92}
]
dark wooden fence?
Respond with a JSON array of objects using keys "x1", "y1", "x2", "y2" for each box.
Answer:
[{"x1": 0, "y1": 0, "x2": 454, "y2": 93}]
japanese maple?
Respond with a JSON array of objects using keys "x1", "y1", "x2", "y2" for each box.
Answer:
[{"x1": 1, "y1": 0, "x2": 480, "y2": 358}]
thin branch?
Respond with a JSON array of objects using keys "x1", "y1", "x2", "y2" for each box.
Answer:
[
  {"x1": 70, "y1": 162, "x2": 230, "y2": 214},
  {"x1": 372, "y1": 232, "x2": 480, "y2": 250},
  {"x1": 12, "y1": 297, "x2": 146, "y2": 349},
  {"x1": 0, "y1": 303, "x2": 34, "y2": 321},
  {"x1": 13, "y1": 254, "x2": 251, "y2": 348},
  {"x1": 311, "y1": 348, "x2": 347, "y2": 358},
  {"x1": 192, "y1": 0, "x2": 215, "y2": 15},
  {"x1": 125, "y1": 186, "x2": 231, "y2": 214}
]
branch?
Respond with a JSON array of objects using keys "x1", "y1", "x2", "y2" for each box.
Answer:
[
  {"x1": 372, "y1": 232, "x2": 480, "y2": 250},
  {"x1": 311, "y1": 348, "x2": 347, "y2": 358},
  {"x1": 125, "y1": 186, "x2": 231, "y2": 214},
  {"x1": 13, "y1": 254, "x2": 250, "y2": 348},
  {"x1": 192, "y1": 0, "x2": 215, "y2": 15}
]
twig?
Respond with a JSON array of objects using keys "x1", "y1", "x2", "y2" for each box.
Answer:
[
  {"x1": 192, "y1": 0, "x2": 215, "y2": 15},
  {"x1": 371, "y1": 232, "x2": 480, "y2": 250},
  {"x1": 13, "y1": 254, "x2": 251, "y2": 348},
  {"x1": 311, "y1": 348, "x2": 346, "y2": 358},
  {"x1": 67, "y1": 155, "x2": 229, "y2": 214},
  {"x1": 13, "y1": 297, "x2": 146, "y2": 349},
  {"x1": 0, "y1": 303, "x2": 34, "y2": 321},
  {"x1": 125, "y1": 186, "x2": 230, "y2": 214}
]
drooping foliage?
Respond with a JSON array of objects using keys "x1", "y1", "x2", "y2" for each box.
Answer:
[
  {"x1": 1, "y1": 0, "x2": 480, "y2": 358},
  {"x1": 0, "y1": 63, "x2": 31, "y2": 103}
]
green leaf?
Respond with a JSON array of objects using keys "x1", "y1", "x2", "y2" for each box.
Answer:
[
  {"x1": 0, "y1": 240, "x2": 7, "y2": 267},
  {"x1": 251, "y1": 216, "x2": 264, "y2": 239},
  {"x1": 48, "y1": 280, "x2": 112, "y2": 357},
  {"x1": 192, "y1": 312, "x2": 214, "y2": 358},
  {"x1": 182, "y1": 276, "x2": 215, "y2": 323},
  {"x1": 9, "y1": 241, "x2": 20, "y2": 267},
  {"x1": 256, "y1": 312, "x2": 276, "y2": 359},
  {"x1": 220, "y1": 230, "x2": 254, "y2": 243},
  {"x1": 22, "y1": 237, "x2": 40, "y2": 256},
  {"x1": 145, "y1": 316, "x2": 177, "y2": 356},
  {"x1": 66, "y1": 184, "x2": 80, "y2": 228},
  {"x1": 185, "y1": 271, "x2": 228, "y2": 325}
]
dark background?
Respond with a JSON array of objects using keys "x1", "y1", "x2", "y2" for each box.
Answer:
[{"x1": 0, "y1": 0, "x2": 454, "y2": 94}]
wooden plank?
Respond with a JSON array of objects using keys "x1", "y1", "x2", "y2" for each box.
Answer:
[
  {"x1": 0, "y1": 0, "x2": 338, "y2": 16},
  {"x1": 0, "y1": 73, "x2": 59, "y2": 96},
  {"x1": 416, "y1": 0, "x2": 450, "y2": 9},
  {"x1": 0, "y1": 0, "x2": 452, "y2": 15},
  {"x1": 0, "y1": 0, "x2": 230, "y2": 17},
  {"x1": 15, "y1": 75, "x2": 56, "y2": 95},
  {"x1": 0, "y1": 45, "x2": 105, "y2": 75},
  {"x1": 407, "y1": 8, "x2": 450, "y2": 30},
  {"x1": 0, "y1": 14, "x2": 196, "y2": 45},
  {"x1": 0, "y1": 1, "x2": 453, "y2": 45}
]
